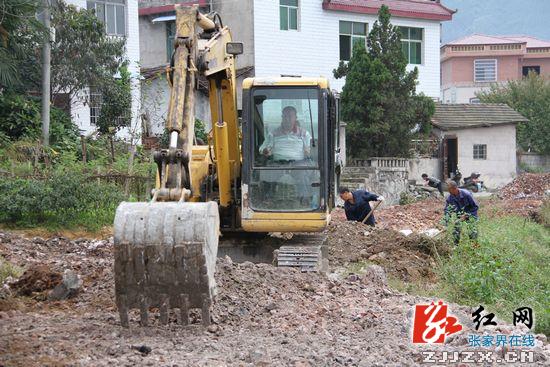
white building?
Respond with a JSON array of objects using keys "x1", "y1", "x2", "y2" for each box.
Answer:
[
  {"x1": 66, "y1": 0, "x2": 141, "y2": 139},
  {"x1": 138, "y1": 0, "x2": 454, "y2": 137},
  {"x1": 431, "y1": 103, "x2": 528, "y2": 187},
  {"x1": 255, "y1": 0, "x2": 454, "y2": 99}
]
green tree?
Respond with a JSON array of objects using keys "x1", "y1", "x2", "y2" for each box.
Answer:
[
  {"x1": 49, "y1": 0, "x2": 126, "y2": 109},
  {"x1": 96, "y1": 64, "x2": 132, "y2": 135},
  {"x1": 477, "y1": 73, "x2": 550, "y2": 154},
  {"x1": 334, "y1": 5, "x2": 434, "y2": 158},
  {"x1": 0, "y1": 0, "x2": 44, "y2": 90}
]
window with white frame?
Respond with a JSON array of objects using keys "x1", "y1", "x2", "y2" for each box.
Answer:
[
  {"x1": 399, "y1": 26, "x2": 423, "y2": 64},
  {"x1": 473, "y1": 144, "x2": 487, "y2": 160},
  {"x1": 280, "y1": 0, "x2": 298, "y2": 31},
  {"x1": 87, "y1": 0, "x2": 126, "y2": 36},
  {"x1": 89, "y1": 87, "x2": 102, "y2": 126},
  {"x1": 339, "y1": 21, "x2": 367, "y2": 61},
  {"x1": 474, "y1": 59, "x2": 497, "y2": 82}
]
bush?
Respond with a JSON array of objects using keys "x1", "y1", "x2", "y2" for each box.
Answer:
[
  {"x1": 438, "y1": 216, "x2": 550, "y2": 335},
  {"x1": 0, "y1": 93, "x2": 79, "y2": 152},
  {"x1": 0, "y1": 170, "x2": 125, "y2": 231}
]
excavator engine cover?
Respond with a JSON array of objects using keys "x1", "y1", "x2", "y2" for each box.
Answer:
[{"x1": 113, "y1": 201, "x2": 219, "y2": 327}]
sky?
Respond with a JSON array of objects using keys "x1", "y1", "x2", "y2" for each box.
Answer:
[{"x1": 441, "y1": 0, "x2": 550, "y2": 45}]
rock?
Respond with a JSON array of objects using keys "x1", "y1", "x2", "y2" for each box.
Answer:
[
  {"x1": 249, "y1": 348, "x2": 271, "y2": 366},
  {"x1": 420, "y1": 228, "x2": 441, "y2": 238},
  {"x1": 399, "y1": 229, "x2": 413, "y2": 236},
  {"x1": 132, "y1": 345, "x2": 152, "y2": 355},
  {"x1": 48, "y1": 270, "x2": 82, "y2": 301},
  {"x1": 32, "y1": 237, "x2": 46, "y2": 245},
  {"x1": 347, "y1": 274, "x2": 360, "y2": 282},
  {"x1": 359, "y1": 249, "x2": 369, "y2": 258},
  {"x1": 0, "y1": 283, "x2": 12, "y2": 300},
  {"x1": 362, "y1": 265, "x2": 387, "y2": 286},
  {"x1": 207, "y1": 324, "x2": 220, "y2": 333},
  {"x1": 368, "y1": 252, "x2": 386, "y2": 261}
]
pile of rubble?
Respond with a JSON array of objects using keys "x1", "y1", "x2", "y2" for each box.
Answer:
[
  {"x1": 407, "y1": 184, "x2": 442, "y2": 201},
  {"x1": 1, "y1": 231, "x2": 548, "y2": 366},
  {"x1": 376, "y1": 197, "x2": 445, "y2": 232},
  {"x1": 327, "y1": 218, "x2": 450, "y2": 282},
  {"x1": 500, "y1": 173, "x2": 550, "y2": 200}
]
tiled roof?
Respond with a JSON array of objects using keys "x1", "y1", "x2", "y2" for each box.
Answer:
[
  {"x1": 322, "y1": 0, "x2": 455, "y2": 21},
  {"x1": 502, "y1": 35, "x2": 550, "y2": 48},
  {"x1": 446, "y1": 34, "x2": 522, "y2": 46},
  {"x1": 445, "y1": 34, "x2": 550, "y2": 48},
  {"x1": 432, "y1": 103, "x2": 529, "y2": 130}
]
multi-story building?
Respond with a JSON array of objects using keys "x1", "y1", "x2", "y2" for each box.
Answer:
[
  {"x1": 67, "y1": 0, "x2": 141, "y2": 138},
  {"x1": 441, "y1": 34, "x2": 550, "y2": 103},
  {"x1": 138, "y1": 0, "x2": 454, "y2": 136}
]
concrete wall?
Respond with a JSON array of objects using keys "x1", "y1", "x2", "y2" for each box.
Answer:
[
  {"x1": 442, "y1": 55, "x2": 522, "y2": 84},
  {"x1": 408, "y1": 158, "x2": 441, "y2": 184},
  {"x1": 522, "y1": 57, "x2": 550, "y2": 76},
  {"x1": 139, "y1": 16, "x2": 169, "y2": 68},
  {"x1": 212, "y1": 0, "x2": 254, "y2": 70},
  {"x1": 441, "y1": 85, "x2": 489, "y2": 103},
  {"x1": 67, "y1": 0, "x2": 141, "y2": 140},
  {"x1": 253, "y1": 0, "x2": 443, "y2": 98},
  {"x1": 441, "y1": 124, "x2": 517, "y2": 188},
  {"x1": 518, "y1": 152, "x2": 550, "y2": 172},
  {"x1": 141, "y1": 77, "x2": 211, "y2": 136}
]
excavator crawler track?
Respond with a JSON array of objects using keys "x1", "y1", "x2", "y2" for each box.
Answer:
[
  {"x1": 275, "y1": 234, "x2": 328, "y2": 272},
  {"x1": 114, "y1": 201, "x2": 219, "y2": 327}
]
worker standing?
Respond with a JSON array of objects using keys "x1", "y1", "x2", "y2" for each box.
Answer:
[
  {"x1": 339, "y1": 187, "x2": 384, "y2": 226},
  {"x1": 421, "y1": 173, "x2": 444, "y2": 195},
  {"x1": 444, "y1": 180, "x2": 479, "y2": 245}
]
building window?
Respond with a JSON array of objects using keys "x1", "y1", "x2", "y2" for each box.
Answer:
[
  {"x1": 280, "y1": 0, "x2": 298, "y2": 31},
  {"x1": 474, "y1": 59, "x2": 497, "y2": 82},
  {"x1": 473, "y1": 144, "x2": 487, "y2": 160},
  {"x1": 87, "y1": 0, "x2": 126, "y2": 36},
  {"x1": 399, "y1": 26, "x2": 422, "y2": 64},
  {"x1": 339, "y1": 21, "x2": 367, "y2": 61},
  {"x1": 522, "y1": 65, "x2": 540, "y2": 77},
  {"x1": 89, "y1": 87, "x2": 102, "y2": 126},
  {"x1": 166, "y1": 21, "x2": 176, "y2": 63}
]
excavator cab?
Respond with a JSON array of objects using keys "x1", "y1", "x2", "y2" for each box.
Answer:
[{"x1": 241, "y1": 77, "x2": 339, "y2": 233}]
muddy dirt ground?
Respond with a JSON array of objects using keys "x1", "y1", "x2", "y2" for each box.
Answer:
[{"x1": 1, "y1": 179, "x2": 549, "y2": 366}]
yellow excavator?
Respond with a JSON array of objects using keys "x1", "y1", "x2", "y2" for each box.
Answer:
[{"x1": 113, "y1": 4, "x2": 340, "y2": 327}]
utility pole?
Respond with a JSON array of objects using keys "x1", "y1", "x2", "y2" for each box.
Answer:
[{"x1": 41, "y1": 0, "x2": 51, "y2": 147}]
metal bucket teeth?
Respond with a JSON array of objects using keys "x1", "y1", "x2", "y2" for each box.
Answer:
[{"x1": 113, "y1": 201, "x2": 219, "y2": 327}]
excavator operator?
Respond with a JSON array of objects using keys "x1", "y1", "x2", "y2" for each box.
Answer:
[{"x1": 259, "y1": 106, "x2": 312, "y2": 163}]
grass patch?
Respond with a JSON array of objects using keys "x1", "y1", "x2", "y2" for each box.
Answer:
[
  {"x1": 437, "y1": 215, "x2": 550, "y2": 335},
  {"x1": 0, "y1": 258, "x2": 23, "y2": 284}
]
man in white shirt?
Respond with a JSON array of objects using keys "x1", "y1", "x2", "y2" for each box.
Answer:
[{"x1": 259, "y1": 106, "x2": 311, "y2": 162}]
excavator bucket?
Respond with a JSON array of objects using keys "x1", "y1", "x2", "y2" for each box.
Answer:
[{"x1": 113, "y1": 201, "x2": 219, "y2": 327}]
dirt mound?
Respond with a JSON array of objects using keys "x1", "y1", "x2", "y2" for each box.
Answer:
[
  {"x1": 332, "y1": 197, "x2": 445, "y2": 232},
  {"x1": 376, "y1": 197, "x2": 445, "y2": 231},
  {"x1": 10, "y1": 265, "x2": 62, "y2": 296},
  {"x1": 327, "y1": 218, "x2": 450, "y2": 282},
  {"x1": 500, "y1": 173, "x2": 550, "y2": 200}
]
